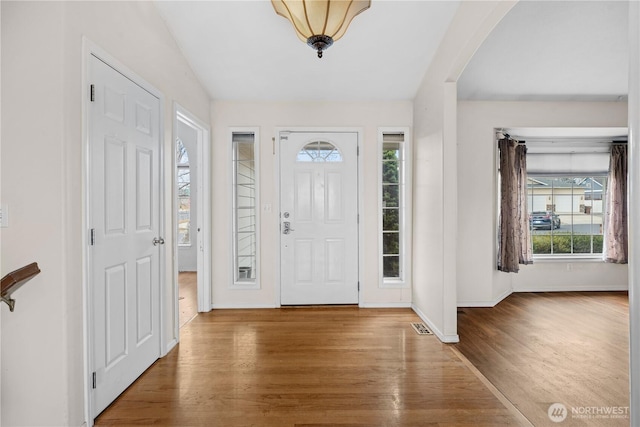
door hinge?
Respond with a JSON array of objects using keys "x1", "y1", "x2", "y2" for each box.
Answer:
[
  {"x1": 357, "y1": 214, "x2": 360, "y2": 224},
  {"x1": 92, "y1": 372, "x2": 97, "y2": 389},
  {"x1": 90, "y1": 84, "x2": 95, "y2": 102},
  {"x1": 358, "y1": 281, "x2": 360, "y2": 291},
  {"x1": 357, "y1": 146, "x2": 359, "y2": 156},
  {"x1": 90, "y1": 228, "x2": 95, "y2": 246}
]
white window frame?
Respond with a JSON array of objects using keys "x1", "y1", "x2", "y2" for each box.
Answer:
[
  {"x1": 230, "y1": 128, "x2": 260, "y2": 289},
  {"x1": 378, "y1": 127, "x2": 412, "y2": 288},
  {"x1": 528, "y1": 175, "x2": 607, "y2": 260},
  {"x1": 176, "y1": 138, "x2": 192, "y2": 247}
]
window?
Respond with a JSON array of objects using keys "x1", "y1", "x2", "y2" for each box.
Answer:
[
  {"x1": 525, "y1": 143, "x2": 611, "y2": 258},
  {"x1": 176, "y1": 138, "x2": 191, "y2": 246},
  {"x1": 232, "y1": 131, "x2": 259, "y2": 286},
  {"x1": 297, "y1": 141, "x2": 343, "y2": 162},
  {"x1": 380, "y1": 131, "x2": 407, "y2": 284},
  {"x1": 528, "y1": 176, "x2": 607, "y2": 256}
]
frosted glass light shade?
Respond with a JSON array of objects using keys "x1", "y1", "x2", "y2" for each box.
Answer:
[{"x1": 272, "y1": 0, "x2": 371, "y2": 58}]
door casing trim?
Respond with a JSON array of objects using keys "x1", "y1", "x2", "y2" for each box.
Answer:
[
  {"x1": 82, "y1": 37, "x2": 166, "y2": 425},
  {"x1": 172, "y1": 103, "x2": 212, "y2": 340}
]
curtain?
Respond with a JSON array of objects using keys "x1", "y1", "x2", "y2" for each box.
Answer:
[
  {"x1": 604, "y1": 144, "x2": 628, "y2": 264},
  {"x1": 498, "y1": 138, "x2": 532, "y2": 272},
  {"x1": 516, "y1": 144, "x2": 533, "y2": 265}
]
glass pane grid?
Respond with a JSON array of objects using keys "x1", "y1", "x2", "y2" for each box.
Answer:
[
  {"x1": 381, "y1": 134, "x2": 404, "y2": 279},
  {"x1": 528, "y1": 175, "x2": 606, "y2": 256},
  {"x1": 296, "y1": 140, "x2": 343, "y2": 162}
]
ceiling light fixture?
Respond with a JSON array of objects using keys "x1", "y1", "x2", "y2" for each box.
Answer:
[{"x1": 271, "y1": 0, "x2": 371, "y2": 58}]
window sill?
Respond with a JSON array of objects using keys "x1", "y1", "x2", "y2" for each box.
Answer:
[
  {"x1": 231, "y1": 281, "x2": 260, "y2": 290},
  {"x1": 532, "y1": 255, "x2": 603, "y2": 262},
  {"x1": 381, "y1": 279, "x2": 409, "y2": 289}
]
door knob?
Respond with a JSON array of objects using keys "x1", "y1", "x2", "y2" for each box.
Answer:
[
  {"x1": 152, "y1": 237, "x2": 165, "y2": 246},
  {"x1": 282, "y1": 221, "x2": 295, "y2": 235}
]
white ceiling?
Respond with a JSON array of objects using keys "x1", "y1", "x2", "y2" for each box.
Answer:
[
  {"x1": 154, "y1": 1, "x2": 629, "y2": 103},
  {"x1": 154, "y1": 0, "x2": 460, "y2": 101},
  {"x1": 458, "y1": 0, "x2": 629, "y2": 101}
]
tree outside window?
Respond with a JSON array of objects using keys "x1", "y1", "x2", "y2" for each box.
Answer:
[
  {"x1": 177, "y1": 139, "x2": 191, "y2": 246},
  {"x1": 382, "y1": 137, "x2": 402, "y2": 278}
]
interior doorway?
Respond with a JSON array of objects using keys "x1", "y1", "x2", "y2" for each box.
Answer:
[
  {"x1": 174, "y1": 106, "x2": 211, "y2": 333},
  {"x1": 86, "y1": 52, "x2": 163, "y2": 418}
]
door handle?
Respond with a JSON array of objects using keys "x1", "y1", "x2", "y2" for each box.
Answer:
[
  {"x1": 152, "y1": 237, "x2": 165, "y2": 246},
  {"x1": 282, "y1": 221, "x2": 295, "y2": 235}
]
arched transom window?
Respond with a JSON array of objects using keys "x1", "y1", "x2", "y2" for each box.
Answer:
[{"x1": 296, "y1": 141, "x2": 343, "y2": 162}]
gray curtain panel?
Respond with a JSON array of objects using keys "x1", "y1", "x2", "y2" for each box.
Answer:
[
  {"x1": 498, "y1": 138, "x2": 532, "y2": 272},
  {"x1": 604, "y1": 144, "x2": 628, "y2": 264},
  {"x1": 516, "y1": 144, "x2": 533, "y2": 265}
]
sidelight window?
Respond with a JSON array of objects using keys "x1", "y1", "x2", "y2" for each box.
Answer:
[
  {"x1": 379, "y1": 129, "x2": 411, "y2": 287},
  {"x1": 232, "y1": 130, "x2": 259, "y2": 286}
]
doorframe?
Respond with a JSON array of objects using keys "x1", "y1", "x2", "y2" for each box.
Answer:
[
  {"x1": 274, "y1": 127, "x2": 364, "y2": 307},
  {"x1": 81, "y1": 38, "x2": 166, "y2": 425},
  {"x1": 172, "y1": 104, "x2": 212, "y2": 342}
]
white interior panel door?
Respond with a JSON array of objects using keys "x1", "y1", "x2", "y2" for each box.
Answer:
[
  {"x1": 280, "y1": 131, "x2": 359, "y2": 305},
  {"x1": 89, "y1": 55, "x2": 162, "y2": 416}
]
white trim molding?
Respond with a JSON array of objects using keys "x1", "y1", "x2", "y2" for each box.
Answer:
[
  {"x1": 82, "y1": 37, "x2": 166, "y2": 425},
  {"x1": 174, "y1": 104, "x2": 212, "y2": 316},
  {"x1": 211, "y1": 303, "x2": 277, "y2": 309},
  {"x1": 378, "y1": 127, "x2": 412, "y2": 290},
  {"x1": 360, "y1": 302, "x2": 412, "y2": 309},
  {"x1": 458, "y1": 288, "x2": 513, "y2": 308},
  {"x1": 412, "y1": 304, "x2": 459, "y2": 343},
  {"x1": 229, "y1": 127, "x2": 261, "y2": 290}
]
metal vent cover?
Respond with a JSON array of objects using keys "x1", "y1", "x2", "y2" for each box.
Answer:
[{"x1": 411, "y1": 322, "x2": 433, "y2": 335}]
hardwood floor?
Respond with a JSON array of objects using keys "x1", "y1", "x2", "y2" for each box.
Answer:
[
  {"x1": 95, "y1": 307, "x2": 524, "y2": 426},
  {"x1": 456, "y1": 292, "x2": 629, "y2": 427},
  {"x1": 179, "y1": 272, "x2": 198, "y2": 328}
]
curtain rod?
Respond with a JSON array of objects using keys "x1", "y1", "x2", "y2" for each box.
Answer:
[{"x1": 496, "y1": 131, "x2": 525, "y2": 143}]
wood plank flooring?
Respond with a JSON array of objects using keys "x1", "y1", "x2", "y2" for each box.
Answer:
[
  {"x1": 95, "y1": 307, "x2": 523, "y2": 426},
  {"x1": 179, "y1": 272, "x2": 198, "y2": 328},
  {"x1": 456, "y1": 292, "x2": 629, "y2": 427}
]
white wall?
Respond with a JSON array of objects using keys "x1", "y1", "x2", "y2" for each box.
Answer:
[
  {"x1": 412, "y1": 1, "x2": 516, "y2": 343},
  {"x1": 210, "y1": 101, "x2": 413, "y2": 308},
  {"x1": 1, "y1": 1, "x2": 210, "y2": 426},
  {"x1": 457, "y1": 101, "x2": 629, "y2": 307},
  {"x1": 0, "y1": 3, "x2": 3, "y2": 420},
  {"x1": 2, "y1": 4, "x2": 69, "y2": 425},
  {"x1": 627, "y1": 4, "x2": 640, "y2": 423}
]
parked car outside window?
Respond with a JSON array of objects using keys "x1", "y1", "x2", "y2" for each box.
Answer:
[{"x1": 529, "y1": 211, "x2": 561, "y2": 230}]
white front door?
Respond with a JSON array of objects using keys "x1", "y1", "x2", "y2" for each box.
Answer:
[
  {"x1": 280, "y1": 131, "x2": 359, "y2": 305},
  {"x1": 89, "y1": 55, "x2": 162, "y2": 416}
]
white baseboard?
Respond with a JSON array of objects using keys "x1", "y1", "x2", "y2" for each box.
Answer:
[
  {"x1": 164, "y1": 338, "x2": 178, "y2": 356},
  {"x1": 411, "y1": 304, "x2": 459, "y2": 343},
  {"x1": 211, "y1": 303, "x2": 277, "y2": 309},
  {"x1": 513, "y1": 284, "x2": 628, "y2": 292},
  {"x1": 360, "y1": 302, "x2": 412, "y2": 308},
  {"x1": 458, "y1": 288, "x2": 513, "y2": 307}
]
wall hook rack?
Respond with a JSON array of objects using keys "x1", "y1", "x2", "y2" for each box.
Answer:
[{"x1": 1, "y1": 262, "x2": 41, "y2": 312}]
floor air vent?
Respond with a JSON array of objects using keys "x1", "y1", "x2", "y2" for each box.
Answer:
[{"x1": 411, "y1": 322, "x2": 433, "y2": 335}]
